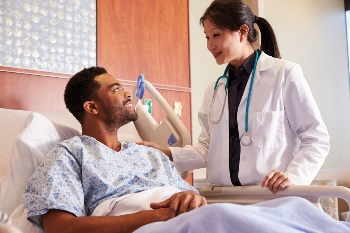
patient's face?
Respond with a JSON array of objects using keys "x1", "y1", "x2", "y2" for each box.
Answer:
[{"x1": 94, "y1": 73, "x2": 138, "y2": 130}]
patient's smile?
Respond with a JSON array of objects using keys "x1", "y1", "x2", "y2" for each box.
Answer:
[{"x1": 124, "y1": 101, "x2": 133, "y2": 108}]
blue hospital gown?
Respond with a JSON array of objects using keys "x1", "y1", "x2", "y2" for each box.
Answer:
[{"x1": 23, "y1": 135, "x2": 196, "y2": 228}]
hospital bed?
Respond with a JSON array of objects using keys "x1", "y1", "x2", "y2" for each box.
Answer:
[
  {"x1": 0, "y1": 78, "x2": 191, "y2": 233},
  {"x1": 1, "y1": 80, "x2": 350, "y2": 233}
]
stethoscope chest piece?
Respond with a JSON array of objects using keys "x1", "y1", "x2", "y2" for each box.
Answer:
[{"x1": 240, "y1": 132, "x2": 252, "y2": 146}]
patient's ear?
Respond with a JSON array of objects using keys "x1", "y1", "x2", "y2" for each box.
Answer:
[{"x1": 83, "y1": 101, "x2": 98, "y2": 115}]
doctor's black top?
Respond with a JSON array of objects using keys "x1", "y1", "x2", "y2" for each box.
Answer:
[{"x1": 228, "y1": 50, "x2": 261, "y2": 186}]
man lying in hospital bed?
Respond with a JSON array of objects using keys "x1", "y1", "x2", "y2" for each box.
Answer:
[{"x1": 1, "y1": 66, "x2": 350, "y2": 233}]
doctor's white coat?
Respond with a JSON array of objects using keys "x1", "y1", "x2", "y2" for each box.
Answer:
[{"x1": 171, "y1": 52, "x2": 330, "y2": 186}]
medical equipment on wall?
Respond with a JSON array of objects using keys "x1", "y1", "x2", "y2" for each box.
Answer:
[
  {"x1": 209, "y1": 50, "x2": 258, "y2": 146},
  {"x1": 135, "y1": 74, "x2": 145, "y2": 100},
  {"x1": 132, "y1": 74, "x2": 190, "y2": 148},
  {"x1": 132, "y1": 75, "x2": 191, "y2": 178}
]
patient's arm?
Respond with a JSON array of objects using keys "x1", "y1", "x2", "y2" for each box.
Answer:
[
  {"x1": 137, "y1": 141, "x2": 173, "y2": 161},
  {"x1": 42, "y1": 190, "x2": 206, "y2": 233},
  {"x1": 42, "y1": 208, "x2": 173, "y2": 233}
]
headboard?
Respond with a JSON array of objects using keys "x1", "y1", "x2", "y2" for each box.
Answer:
[{"x1": 0, "y1": 66, "x2": 70, "y2": 111}]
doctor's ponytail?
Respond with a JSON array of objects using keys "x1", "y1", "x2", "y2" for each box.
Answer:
[{"x1": 254, "y1": 16, "x2": 281, "y2": 59}]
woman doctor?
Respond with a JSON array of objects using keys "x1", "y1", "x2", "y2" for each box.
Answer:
[{"x1": 141, "y1": 0, "x2": 330, "y2": 193}]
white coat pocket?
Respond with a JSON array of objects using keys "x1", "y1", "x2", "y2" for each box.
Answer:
[{"x1": 251, "y1": 111, "x2": 283, "y2": 149}]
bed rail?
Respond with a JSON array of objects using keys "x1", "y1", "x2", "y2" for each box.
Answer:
[{"x1": 197, "y1": 185, "x2": 350, "y2": 222}]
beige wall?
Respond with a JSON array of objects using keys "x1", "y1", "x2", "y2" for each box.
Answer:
[
  {"x1": 260, "y1": 0, "x2": 350, "y2": 170},
  {"x1": 189, "y1": 0, "x2": 223, "y2": 147},
  {"x1": 189, "y1": 0, "x2": 350, "y2": 179}
]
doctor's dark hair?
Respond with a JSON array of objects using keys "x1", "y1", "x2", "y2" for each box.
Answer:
[
  {"x1": 200, "y1": 0, "x2": 281, "y2": 59},
  {"x1": 64, "y1": 66, "x2": 107, "y2": 123}
]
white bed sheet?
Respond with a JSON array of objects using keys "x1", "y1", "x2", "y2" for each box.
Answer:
[{"x1": 135, "y1": 196, "x2": 350, "y2": 233}]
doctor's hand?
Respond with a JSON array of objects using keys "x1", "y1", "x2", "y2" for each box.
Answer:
[
  {"x1": 137, "y1": 141, "x2": 173, "y2": 161},
  {"x1": 261, "y1": 170, "x2": 293, "y2": 194},
  {"x1": 150, "y1": 190, "x2": 207, "y2": 216}
]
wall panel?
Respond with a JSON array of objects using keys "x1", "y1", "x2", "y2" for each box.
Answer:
[
  {"x1": 97, "y1": 0, "x2": 190, "y2": 87},
  {"x1": 97, "y1": 0, "x2": 192, "y2": 136},
  {"x1": 0, "y1": 67, "x2": 69, "y2": 111}
]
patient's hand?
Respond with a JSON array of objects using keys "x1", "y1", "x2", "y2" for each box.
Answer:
[
  {"x1": 261, "y1": 170, "x2": 293, "y2": 194},
  {"x1": 137, "y1": 141, "x2": 162, "y2": 150},
  {"x1": 137, "y1": 141, "x2": 173, "y2": 160},
  {"x1": 150, "y1": 190, "x2": 207, "y2": 216}
]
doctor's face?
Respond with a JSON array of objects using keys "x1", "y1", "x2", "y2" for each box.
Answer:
[
  {"x1": 204, "y1": 19, "x2": 243, "y2": 66},
  {"x1": 94, "y1": 73, "x2": 138, "y2": 131}
]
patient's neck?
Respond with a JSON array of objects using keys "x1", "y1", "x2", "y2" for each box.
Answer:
[{"x1": 82, "y1": 121, "x2": 121, "y2": 152}]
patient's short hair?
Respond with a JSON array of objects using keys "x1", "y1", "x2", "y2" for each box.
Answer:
[{"x1": 64, "y1": 66, "x2": 107, "y2": 123}]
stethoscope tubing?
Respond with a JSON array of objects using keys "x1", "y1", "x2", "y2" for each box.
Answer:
[{"x1": 210, "y1": 50, "x2": 259, "y2": 146}]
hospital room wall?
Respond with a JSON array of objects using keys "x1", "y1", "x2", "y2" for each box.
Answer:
[
  {"x1": 97, "y1": 0, "x2": 192, "y2": 135},
  {"x1": 1, "y1": 0, "x2": 193, "y2": 133},
  {"x1": 262, "y1": 0, "x2": 350, "y2": 170},
  {"x1": 189, "y1": 0, "x2": 350, "y2": 179}
]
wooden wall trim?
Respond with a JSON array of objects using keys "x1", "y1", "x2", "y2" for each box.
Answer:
[
  {"x1": 0, "y1": 66, "x2": 191, "y2": 93},
  {"x1": 0, "y1": 66, "x2": 71, "y2": 79}
]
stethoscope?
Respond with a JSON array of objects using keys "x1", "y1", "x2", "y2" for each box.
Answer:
[{"x1": 209, "y1": 50, "x2": 259, "y2": 146}]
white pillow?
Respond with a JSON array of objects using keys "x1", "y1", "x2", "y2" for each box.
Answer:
[
  {"x1": 0, "y1": 112, "x2": 80, "y2": 215},
  {"x1": 0, "y1": 108, "x2": 31, "y2": 178},
  {"x1": 39, "y1": 109, "x2": 82, "y2": 132}
]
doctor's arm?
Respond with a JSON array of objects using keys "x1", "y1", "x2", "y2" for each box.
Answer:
[
  {"x1": 169, "y1": 83, "x2": 215, "y2": 172},
  {"x1": 137, "y1": 141, "x2": 173, "y2": 160},
  {"x1": 271, "y1": 65, "x2": 329, "y2": 188}
]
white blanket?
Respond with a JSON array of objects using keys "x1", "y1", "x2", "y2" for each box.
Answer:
[
  {"x1": 10, "y1": 195, "x2": 350, "y2": 233},
  {"x1": 134, "y1": 196, "x2": 350, "y2": 233}
]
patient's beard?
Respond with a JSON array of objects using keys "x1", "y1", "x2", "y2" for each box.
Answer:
[{"x1": 102, "y1": 105, "x2": 138, "y2": 133}]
